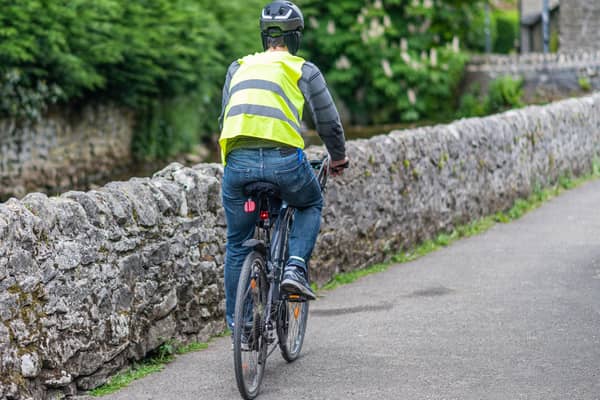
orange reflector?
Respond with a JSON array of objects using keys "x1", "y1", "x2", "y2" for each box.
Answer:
[
  {"x1": 288, "y1": 294, "x2": 300, "y2": 300},
  {"x1": 250, "y1": 279, "x2": 256, "y2": 289},
  {"x1": 293, "y1": 305, "x2": 300, "y2": 320}
]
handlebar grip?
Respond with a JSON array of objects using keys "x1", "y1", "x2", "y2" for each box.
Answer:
[{"x1": 331, "y1": 160, "x2": 350, "y2": 172}]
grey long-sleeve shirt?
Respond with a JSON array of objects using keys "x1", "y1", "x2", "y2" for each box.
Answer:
[{"x1": 219, "y1": 58, "x2": 346, "y2": 161}]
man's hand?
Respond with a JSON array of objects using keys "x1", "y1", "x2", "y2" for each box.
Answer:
[{"x1": 330, "y1": 157, "x2": 349, "y2": 177}]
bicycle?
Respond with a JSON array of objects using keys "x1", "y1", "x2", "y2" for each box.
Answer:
[{"x1": 232, "y1": 155, "x2": 345, "y2": 399}]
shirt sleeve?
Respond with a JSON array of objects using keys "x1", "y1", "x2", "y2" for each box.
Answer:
[
  {"x1": 298, "y1": 62, "x2": 346, "y2": 162},
  {"x1": 218, "y1": 61, "x2": 241, "y2": 131}
]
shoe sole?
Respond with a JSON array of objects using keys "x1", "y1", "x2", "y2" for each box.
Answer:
[
  {"x1": 280, "y1": 279, "x2": 317, "y2": 300},
  {"x1": 231, "y1": 343, "x2": 252, "y2": 351}
]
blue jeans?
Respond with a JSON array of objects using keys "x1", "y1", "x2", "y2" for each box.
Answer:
[{"x1": 221, "y1": 148, "x2": 323, "y2": 330}]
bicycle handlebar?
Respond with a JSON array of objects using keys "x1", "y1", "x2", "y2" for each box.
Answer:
[{"x1": 310, "y1": 155, "x2": 350, "y2": 192}]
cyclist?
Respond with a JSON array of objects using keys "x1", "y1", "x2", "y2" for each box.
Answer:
[{"x1": 219, "y1": 0, "x2": 348, "y2": 332}]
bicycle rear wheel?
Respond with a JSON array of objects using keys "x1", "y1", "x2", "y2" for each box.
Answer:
[
  {"x1": 233, "y1": 251, "x2": 268, "y2": 399},
  {"x1": 277, "y1": 298, "x2": 309, "y2": 362}
]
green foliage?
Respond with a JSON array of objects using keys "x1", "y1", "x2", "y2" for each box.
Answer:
[
  {"x1": 458, "y1": 75, "x2": 523, "y2": 118},
  {"x1": 487, "y1": 75, "x2": 524, "y2": 112},
  {"x1": 578, "y1": 77, "x2": 592, "y2": 92},
  {"x1": 493, "y1": 9, "x2": 518, "y2": 54},
  {"x1": 1, "y1": 1, "x2": 218, "y2": 109},
  {"x1": 89, "y1": 361, "x2": 165, "y2": 396},
  {"x1": 133, "y1": 95, "x2": 214, "y2": 160},
  {"x1": 0, "y1": 0, "x2": 265, "y2": 158},
  {"x1": 550, "y1": 29, "x2": 560, "y2": 53},
  {"x1": 296, "y1": 0, "x2": 486, "y2": 125}
]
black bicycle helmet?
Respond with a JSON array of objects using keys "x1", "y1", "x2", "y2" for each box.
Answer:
[{"x1": 260, "y1": 1, "x2": 304, "y2": 55}]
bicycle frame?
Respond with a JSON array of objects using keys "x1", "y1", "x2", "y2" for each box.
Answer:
[{"x1": 247, "y1": 156, "x2": 330, "y2": 360}]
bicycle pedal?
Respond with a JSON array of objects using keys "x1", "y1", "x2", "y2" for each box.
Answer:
[{"x1": 285, "y1": 294, "x2": 307, "y2": 302}]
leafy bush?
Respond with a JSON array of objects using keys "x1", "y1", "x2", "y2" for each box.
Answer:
[
  {"x1": 458, "y1": 75, "x2": 523, "y2": 118},
  {"x1": 493, "y1": 9, "x2": 518, "y2": 54},
  {"x1": 487, "y1": 75, "x2": 523, "y2": 112},
  {"x1": 0, "y1": 0, "x2": 265, "y2": 159},
  {"x1": 1, "y1": 1, "x2": 219, "y2": 109},
  {"x1": 296, "y1": 0, "x2": 485, "y2": 125}
]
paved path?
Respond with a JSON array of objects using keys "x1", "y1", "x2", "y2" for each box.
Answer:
[{"x1": 103, "y1": 180, "x2": 600, "y2": 400}]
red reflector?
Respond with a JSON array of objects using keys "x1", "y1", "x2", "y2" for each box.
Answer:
[
  {"x1": 244, "y1": 200, "x2": 256, "y2": 213},
  {"x1": 260, "y1": 211, "x2": 269, "y2": 220}
]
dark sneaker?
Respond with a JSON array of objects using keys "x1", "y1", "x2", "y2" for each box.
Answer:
[
  {"x1": 231, "y1": 331, "x2": 252, "y2": 351},
  {"x1": 280, "y1": 266, "x2": 317, "y2": 300}
]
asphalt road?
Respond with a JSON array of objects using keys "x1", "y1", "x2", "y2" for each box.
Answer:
[{"x1": 102, "y1": 179, "x2": 600, "y2": 400}]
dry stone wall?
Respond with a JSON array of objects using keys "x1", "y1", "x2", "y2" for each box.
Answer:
[
  {"x1": 1, "y1": 94, "x2": 600, "y2": 399},
  {"x1": 465, "y1": 51, "x2": 600, "y2": 102},
  {"x1": 0, "y1": 104, "x2": 135, "y2": 201},
  {"x1": 560, "y1": 0, "x2": 600, "y2": 52}
]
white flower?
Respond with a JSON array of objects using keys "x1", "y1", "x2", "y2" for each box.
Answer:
[
  {"x1": 452, "y1": 36, "x2": 460, "y2": 53},
  {"x1": 383, "y1": 15, "x2": 391, "y2": 28},
  {"x1": 400, "y1": 38, "x2": 408, "y2": 52},
  {"x1": 421, "y1": 51, "x2": 427, "y2": 61},
  {"x1": 361, "y1": 30, "x2": 369, "y2": 44},
  {"x1": 357, "y1": 14, "x2": 365, "y2": 24},
  {"x1": 327, "y1": 20, "x2": 336, "y2": 35},
  {"x1": 408, "y1": 89, "x2": 417, "y2": 105},
  {"x1": 401, "y1": 52, "x2": 411, "y2": 64},
  {"x1": 381, "y1": 59, "x2": 393, "y2": 78},
  {"x1": 336, "y1": 55, "x2": 352, "y2": 70},
  {"x1": 430, "y1": 48, "x2": 438, "y2": 67},
  {"x1": 309, "y1": 17, "x2": 319, "y2": 29},
  {"x1": 408, "y1": 24, "x2": 415, "y2": 34},
  {"x1": 374, "y1": 0, "x2": 383, "y2": 9},
  {"x1": 424, "y1": 0, "x2": 433, "y2": 8},
  {"x1": 368, "y1": 18, "x2": 385, "y2": 38}
]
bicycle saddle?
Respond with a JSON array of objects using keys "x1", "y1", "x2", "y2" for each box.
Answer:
[{"x1": 243, "y1": 182, "x2": 281, "y2": 199}]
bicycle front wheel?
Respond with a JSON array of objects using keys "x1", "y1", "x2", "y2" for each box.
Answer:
[
  {"x1": 233, "y1": 251, "x2": 268, "y2": 400},
  {"x1": 277, "y1": 298, "x2": 309, "y2": 362}
]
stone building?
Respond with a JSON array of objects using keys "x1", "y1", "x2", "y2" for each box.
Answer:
[
  {"x1": 520, "y1": 0, "x2": 600, "y2": 53},
  {"x1": 520, "y1": 0, "x2": 560, "y2": 53},
  {"x1": 560, "y1": 0, "x2": 600, "y2": 52}
]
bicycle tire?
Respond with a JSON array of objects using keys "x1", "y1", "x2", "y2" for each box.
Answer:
[
  {"x1": 275, "y1": 214, "x2": 309, "y2": 362},
  {"x1": 277, "y1": 297, "x2": 309, "y2": 362},
  {"x1": 233, "y1": 251, "x2": 268, "y2": 400}
]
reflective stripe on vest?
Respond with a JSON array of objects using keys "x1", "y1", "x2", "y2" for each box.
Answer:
[
  {"x1": 227, "y1": 104, "x2": 301, "y2": 132},
  {"x1": 219, "y1": 51, "x2": 306, "y2": 163},
  {"x1": 229, "y1": 79, "x2": 301, "y2": 124}
]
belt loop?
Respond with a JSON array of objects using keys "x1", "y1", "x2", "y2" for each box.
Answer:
[{"x1": 297, "y1": 148, "x2": 303, "y2": 164}]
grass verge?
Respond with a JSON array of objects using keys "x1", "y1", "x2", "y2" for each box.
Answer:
[
  {"x1": 88, "y1": 332, "x2": 229, "y2": 397},
  {"x1": 319, "y1": 164, "x2": 600, "y2": 292}
]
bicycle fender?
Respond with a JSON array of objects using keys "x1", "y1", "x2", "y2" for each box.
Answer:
[{"x1": 242, "y1": 239, "x2": 267, "y2": 255}]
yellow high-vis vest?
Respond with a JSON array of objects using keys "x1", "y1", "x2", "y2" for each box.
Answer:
[{"x1": 219, "y1": 51, "x2": 306, "y2": 163}]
